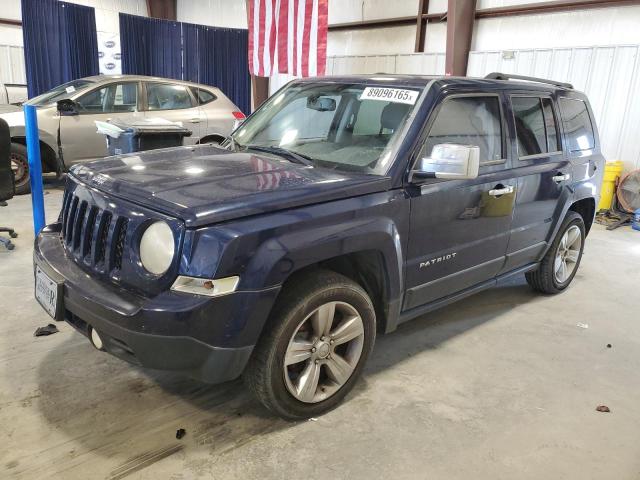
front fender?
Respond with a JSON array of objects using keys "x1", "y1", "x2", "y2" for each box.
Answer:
[
  {"x1": 10, "y1": 125, "x2": 59, "y2": 153},
  {"x1": 179, "y1": 190, "x2": 409, "y2": 336}
]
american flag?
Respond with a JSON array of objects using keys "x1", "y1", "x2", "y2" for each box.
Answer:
[
  {"x1": 251, "y1": 156, "x2": 305, "y2": 190},
  {"x1": 248, "y1": 0, "x2": 328, "y2": 77}
]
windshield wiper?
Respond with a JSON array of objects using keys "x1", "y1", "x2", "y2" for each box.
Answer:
[{"x1": 245, "y1": 145, "x2": 314, "y2": 166}]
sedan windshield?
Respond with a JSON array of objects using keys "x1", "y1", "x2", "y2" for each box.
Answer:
[
  {"x1": 230, "y1": 82, "x2": 423, "y2": 175},
  {"x1": 26, "y1": 79, "x2": 95, "y2": 106}
]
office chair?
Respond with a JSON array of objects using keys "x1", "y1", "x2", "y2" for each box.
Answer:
[{"x1": 0, "y1": 118, "x2": 17, "y2": 250}]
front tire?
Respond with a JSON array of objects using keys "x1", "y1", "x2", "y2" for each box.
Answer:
[
  {"x1": 10, "y1": 143, "x2": 31, "y2": 195},
  {"x1": 245, "y1": 269, "x2": 376, "y2": 420},
  {"x1": 525, "y1": 211, "x2": 585, "y2": 294}
]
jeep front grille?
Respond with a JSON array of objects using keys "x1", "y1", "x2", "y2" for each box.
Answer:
[{"x1": 60, "y1": 190, "x2": 127, "y2": 273}]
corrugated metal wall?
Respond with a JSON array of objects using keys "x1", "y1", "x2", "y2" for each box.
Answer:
[
  {"x1": 0, "y1": 44, "x2": 26, "y2": 84},
  {"x1": 271, "y1": 46, "x2": 640, "y2": 172}
]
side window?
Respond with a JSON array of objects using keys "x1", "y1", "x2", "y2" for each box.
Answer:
[
  {"x1": 542, "y1": 98, "x2": 560, "y2": 152},
  {"x1": 512, "y1": 97, "x2": 546, "y2": 157},
  {"x1": 421, "y1": 96, "x2": 503, "y2": 164},
  {"x1": 190, "y1": 87, "x2": 216, "y2": 105},
  {"x1": 512, "y1": 96, "x2": 561, "y2": 157},
  {"x1": 147, "y1": 83, "x2": 194, "y2": 111},
  {"x1": 559, "y1": 98, "x2": 595, "y2": 152},
  {"x1": 76, "y1": 82, "x2": 138, "y2": 113}
]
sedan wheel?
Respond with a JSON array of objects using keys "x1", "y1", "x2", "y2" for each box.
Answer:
[{"x1": 9, "y1": 143, "x2": 31, "y2": 195}]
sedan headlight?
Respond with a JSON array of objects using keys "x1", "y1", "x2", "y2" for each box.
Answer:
[{"x1": 139, "y1": 221, "x2": 175, "y2": 275}]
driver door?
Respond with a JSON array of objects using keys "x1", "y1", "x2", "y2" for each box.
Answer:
[
  {"x1": 404, "y1": 93, "x2": 518, "y2": 310},
  {"x1": 59, "y1": 81, "x2": 143, "y2": 164}
]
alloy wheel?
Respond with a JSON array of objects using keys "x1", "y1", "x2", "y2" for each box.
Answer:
[
  {"x1": 554, "y1": 225, "x2": 582, "y2": 284},
  {"x1": 283, "y1": 301, "x2": 365, "y2": 403}
]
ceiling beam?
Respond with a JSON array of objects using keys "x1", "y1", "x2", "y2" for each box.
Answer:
[{"x1": 0, "y1": 18, "x2": 21, "y2": 27}]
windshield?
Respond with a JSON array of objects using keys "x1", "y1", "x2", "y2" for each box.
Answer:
[
  {"x1": 230, "y1": 82, "x2": 422, "y2": 175},
  {"x1": 26, "y1": 79, "x2": 95, "y2": 106}
]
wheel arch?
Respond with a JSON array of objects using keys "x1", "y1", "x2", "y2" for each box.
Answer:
[
  {"x1": 569, "y1": 197, "x2": 596, "y2": 236},
  {"x1": 11, "y1": 136, "x2": 59, "y2": 173},
  {"x1": 249, "y1": 219, "x2": 405, "y2": 335},
  {"x1": 282, "y1": 250, "x2": 394, "y2": 334}
]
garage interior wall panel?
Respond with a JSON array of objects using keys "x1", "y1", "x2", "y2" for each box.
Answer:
[
  {"x1": 328, "y1": 0, "x2": 419, "y2": 24},
  {"x1": 327, "y1": 26, "x2": 417, "y2": 57},
  {"x1": 177, "y1": 0, "x2": 248, "y2": 28},
  {"x1": 0, "y1": 45, "x2": 26, "y2": 83},
  {"x1": 472, "y1": 6, "x2": 640, "y2": 51}
]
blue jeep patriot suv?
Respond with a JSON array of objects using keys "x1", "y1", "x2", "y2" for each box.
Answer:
[{"x1": 34, "y1": 73, "x2": 604, "y2": 419}]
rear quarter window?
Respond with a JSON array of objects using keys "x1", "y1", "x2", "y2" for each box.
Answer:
[
  {"x1": 191, "y1": 87, "x2": 216, "y2": 105},
  {"x1": 559, "y1": 98, "x2": 595, "y2": 152}
]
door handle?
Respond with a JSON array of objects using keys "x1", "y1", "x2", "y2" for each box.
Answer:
[
  {"x1": 552, "y1": 173, "x2": 570, "y2": 183},
  {"x1": 488, "y1": 185, "x2": 514, "y2": 197},
  {"x1": 190, "y1": 118, "x2": 201, "y2": 123}
]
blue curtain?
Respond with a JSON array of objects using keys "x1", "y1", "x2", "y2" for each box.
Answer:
[
  {"x1": 182, "y1": 25, "x2": 250, "y2": 115},
  {"x1": 119, "y1": 14, "x2": 250, "y2": 115},
  {"x1": 119, "y1": 14, "x2": 183, "y2": 81},
  {"x1": 22, "y1": 0, "x2": 99, "y2": 98}
]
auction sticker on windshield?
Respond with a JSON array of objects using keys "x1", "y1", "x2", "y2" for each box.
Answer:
[{"x1": 360, "y1": 87, "x2": 419, "y2": 105}]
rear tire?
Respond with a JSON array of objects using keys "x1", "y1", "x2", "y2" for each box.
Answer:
[
  {"x1": 245, "y1": 269, "x2": 376, "y2": 420},
  {"x1": 525, "y1": 211, "x2": 585, "y2": 294},
  {"x1": 10, "y1": 143, "x2": 30, "y2": 195}
]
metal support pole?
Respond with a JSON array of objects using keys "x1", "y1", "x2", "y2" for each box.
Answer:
[
  {"x1": 24, "y1": 104, "x2": 45, "y2": 235},
  {"x1": 445, "y1": 0, "x2": 477, "y2": 76}
]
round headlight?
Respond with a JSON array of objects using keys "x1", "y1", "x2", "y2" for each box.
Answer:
[{"x1": 139, "y1": 221, "x2": 175, "y2": 275}]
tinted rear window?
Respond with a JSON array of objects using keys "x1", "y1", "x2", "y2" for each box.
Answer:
[
  {"x1": 191, "y1": 87, "x2": 216, "y2": 105},
  {"x1": 559, "y1": 98, "x2": 595, "y2": 152},
  {"x1": 512, "y1": 97, "x2": 547, "y2": 157}
]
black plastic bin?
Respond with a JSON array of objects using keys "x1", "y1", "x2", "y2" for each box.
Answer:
[{"x1": 104, "y1": 121, "x2": 192, "y2": 156}]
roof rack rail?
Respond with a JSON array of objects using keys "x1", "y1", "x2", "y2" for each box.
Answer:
[{"x1": 485, "y1": 72, "x2": 573, "y2": 90}]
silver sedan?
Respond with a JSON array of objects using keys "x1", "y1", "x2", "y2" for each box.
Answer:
[{"x1": 0, "y1": 75, "x2": 245, "y2": 194}]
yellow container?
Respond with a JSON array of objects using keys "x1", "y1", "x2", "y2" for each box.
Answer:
[{"x1": 598, "y1": 160, "x2": 624, "y2": 211}]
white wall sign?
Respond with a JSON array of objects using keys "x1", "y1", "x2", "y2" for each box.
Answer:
[{"x1": 97, "y1": 31, "x2": 122, "y2": 75}]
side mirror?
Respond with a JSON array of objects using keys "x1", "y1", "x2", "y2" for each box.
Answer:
[
  {"x1": 411, "y1": 144, "x2": 480, "y2": 181},
  {"x1": 57, "y1": 99, "x2": 79, "y2": 116}
]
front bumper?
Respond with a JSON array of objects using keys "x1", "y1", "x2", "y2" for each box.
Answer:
[{"x1": 34, "y1": 229, "x2": 280, "y2": 384}]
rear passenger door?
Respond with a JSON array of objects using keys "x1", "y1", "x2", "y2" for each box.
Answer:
[
  {"x1": 143, "y1": 82, "x2": 204, "y2": 144},
  {"x1": 404, "y1": 93, "x2": 518, "y2": 310},
  {"x1": 501, "y1": 94, "x2": 571, "y2": 272}
]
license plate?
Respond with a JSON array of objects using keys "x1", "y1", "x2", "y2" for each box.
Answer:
[{"x1": 35, "y1": 266, "x2": 61, "y2": 319}]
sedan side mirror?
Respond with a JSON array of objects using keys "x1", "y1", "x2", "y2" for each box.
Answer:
[
  {"x1": 57, "y1": 99, "x2": 79, "y2": 116},
  {"x1": 411, "y1": 144, "x2": 480, "y2": 181}
]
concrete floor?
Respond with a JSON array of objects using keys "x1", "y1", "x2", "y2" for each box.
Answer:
[{"x1": 1, "y1": 188, "x2": 640, "y2": 480}]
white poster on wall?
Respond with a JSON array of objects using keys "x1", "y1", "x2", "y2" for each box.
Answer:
[{"x1": 97, "y1": 32, "x2": 122, "y2": 75}]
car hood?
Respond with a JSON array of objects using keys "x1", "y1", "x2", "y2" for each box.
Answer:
[{"x1": 71, "y1": 145, "x2": 392, "y2": 227}]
